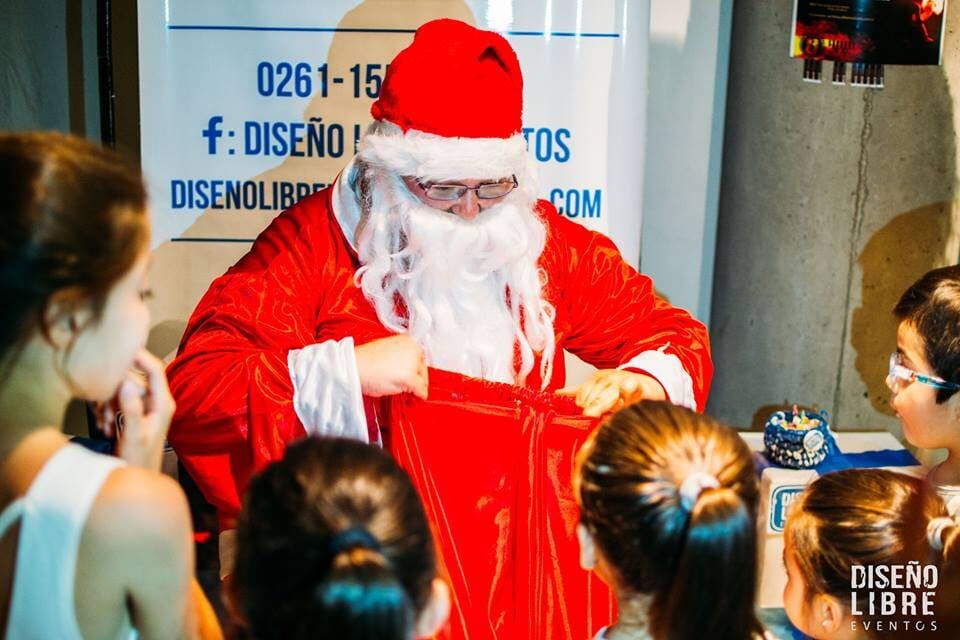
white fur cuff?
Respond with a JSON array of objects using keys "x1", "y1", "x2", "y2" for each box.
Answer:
[{"x1": 288, "y1": 337, "x2": 369, "y2": 442}]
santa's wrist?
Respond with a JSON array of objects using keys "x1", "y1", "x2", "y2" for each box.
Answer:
[
  {"x1": 617, "y1": 349, "x2": 696, "y2": 410},
  {"x1": 624, "y1": 368, "x2": 668, "y2": 402},
  {"x1": 352, "y1": 334, "x2": 428, "y2": 398},
  {"x1": 353, "y1": 341, "x2": 376, "y2": 396}
]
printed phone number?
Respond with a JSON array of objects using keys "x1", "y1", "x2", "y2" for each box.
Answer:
[{"x1": 256, "y1": 61, "x2": 389, "y2": 99}]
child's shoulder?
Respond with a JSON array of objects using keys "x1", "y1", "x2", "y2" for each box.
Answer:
[{"x1": 927, "y1": 463, "x2": 960, "y2": 516}]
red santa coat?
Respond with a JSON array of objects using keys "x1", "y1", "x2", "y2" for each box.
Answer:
[{"x1": 166, "y1": 178, "x2": 712, "y2": 527}]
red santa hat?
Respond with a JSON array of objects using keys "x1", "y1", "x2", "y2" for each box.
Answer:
[{"x1": 358, "y1": 19, "x2": 529, "y2": 182}]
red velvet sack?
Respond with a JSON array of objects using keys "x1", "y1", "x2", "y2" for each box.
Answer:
[{"x1": 383, "y1": 369, "x2": 615, "y2": 640}]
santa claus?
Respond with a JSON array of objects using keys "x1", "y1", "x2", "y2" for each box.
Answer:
[{"x1": 166, "y1": 18, "x2": 712, "y2": 564}]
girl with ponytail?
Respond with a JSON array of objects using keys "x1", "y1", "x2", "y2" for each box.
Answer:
[
  {"x1": 575, "y1": 401, "x2": 770, "y2": 640},
  {"x1": 229, "y1": 436, "x2": 450, "y2": 640},
  {"x1": 783, "y1": 468, "x2": 960, "y2": 639}
]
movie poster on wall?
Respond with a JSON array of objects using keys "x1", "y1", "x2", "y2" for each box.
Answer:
[{"x1": 791, "y1": 0, "x2": 947, "y2": 64}]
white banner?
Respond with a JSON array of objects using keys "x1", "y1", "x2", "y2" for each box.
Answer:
[{"x1": 137, "y1": 0, "x2": 649, "y2": 361}]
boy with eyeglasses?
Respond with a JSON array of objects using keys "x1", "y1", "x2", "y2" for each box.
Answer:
[{"x1": 889, "y1": 265, "x2": 960, "y2": 514}]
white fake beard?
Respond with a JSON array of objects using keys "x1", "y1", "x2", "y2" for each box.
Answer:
[{"x1": 355, "y1": 170, "x2": 555, "y2": 387}]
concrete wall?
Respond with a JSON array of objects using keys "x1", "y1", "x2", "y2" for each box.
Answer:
[
  {"x1": 1, "y1": 0, "x2": 70, "y2": 131},
  {"x1": 710, "y1": 1, "x2": 959, "y2": 438},
  {"x1": 0, "y1": 0, "x2": 99, "y2": 136}
]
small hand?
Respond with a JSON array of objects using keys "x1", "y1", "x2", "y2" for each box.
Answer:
[
  {"x1": 354, "y1": 335, "x2": 429, "y2": 400},
  {"x1": 115, "y1": 349, "x2": 176, "y2": 471},
  {"x1": 91, "y1": 396, "x2": 121, "y2": 438},
  {"x1": 558, "y1": 369, "x2": 665, "y2": 417}
]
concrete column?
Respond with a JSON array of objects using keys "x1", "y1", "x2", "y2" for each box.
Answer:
[
  {"x1": 0, "y1": 0, "x2": 100, "y2": 137},
  {"x1": 1, "y1": 0, "x2": 70, "y2": 131},
  {"x1": 710, "y1": 1, "x2": 959, "y2": 438},
  {"x1": 642, "y1": 0, "x2": 732, "y2": 323}
]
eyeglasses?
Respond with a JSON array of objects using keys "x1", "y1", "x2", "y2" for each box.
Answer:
[
  {"x1": 415, "y1": 176, "x2": 518, "y2": 201},
  {"x1": 887, "y1": 352, "x2": 960, "y2": 392}
]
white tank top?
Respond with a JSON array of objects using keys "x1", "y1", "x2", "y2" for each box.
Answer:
[{"x1": 0, "y1": 443, "x2": 135, "y2": 640}]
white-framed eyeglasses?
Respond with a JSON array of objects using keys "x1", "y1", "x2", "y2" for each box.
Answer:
[{"x1": 887, "y1": 352, "x2": 960, "y2": 392}]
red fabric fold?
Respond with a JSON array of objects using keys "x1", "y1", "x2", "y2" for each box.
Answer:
[{"x1": 384, "y1": 369, "x2": 615, "y2": 640}]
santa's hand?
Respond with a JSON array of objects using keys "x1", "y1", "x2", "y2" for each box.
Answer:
[
  {"x1": 354, "y1": 335, "x2": 429, "y2": 400},
  {"x1": 116, "y1": 349, "x2": 176, "y2": 471},
  {"x1": 558, "y1": 369, "x2": 666, "y2": 417}
]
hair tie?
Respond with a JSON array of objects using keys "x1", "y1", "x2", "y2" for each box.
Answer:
[
  {"x1": 927, "y1": 516, "x2": 956, "y2": 553},
  {"x1": 329, "y1": 525, "x2": 382, "y2": 557},
  {"x1": 679, "y1": 471, "x2": 720, "y2": 512}
]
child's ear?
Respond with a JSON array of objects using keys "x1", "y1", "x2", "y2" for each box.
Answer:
[
  {"x1": 812, "y1": 593, "x2": 847, "y2": 635},
  {"x1": 42, "y1": 292, "x2": 92, "y2": 349},
  {"x1": 414, "y1": 577, "x2": 451, "y2": 638},
  {"x1": 577, "y1": 522, "x2": 596, "y2": 570},
  {"x1": 947, "y1": 390, "x2": 960, "y2": 421}
]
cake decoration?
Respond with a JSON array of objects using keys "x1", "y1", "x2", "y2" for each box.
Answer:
[{"x1": 763, "y1": 405, "x2": 837, "y2": 469}]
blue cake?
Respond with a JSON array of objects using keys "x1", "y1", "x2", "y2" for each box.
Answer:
[{"x1": 763, "y1": 407, "x2": 837, "y2": 469}]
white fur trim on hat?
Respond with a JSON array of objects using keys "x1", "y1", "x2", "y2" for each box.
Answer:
[{"x1": 358, "y1": 123, "x2": 528, "y2": 182}]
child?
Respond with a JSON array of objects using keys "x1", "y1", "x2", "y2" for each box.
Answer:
[
  {"x1": 0, "y1": 132, "x2": 217, "y2": 637},
  {"x1": 783, "y1": 468, "x2": 959, "y2": 638},
  {"x1": 891, "y1": 266, "x2": 960, "y2": 514},
  {"x1": 575, "y1": 400, "x2": 769, "y2": 640},
  {"x1": 228, "y1": 436, "x2": 450, "y2": 640}
]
